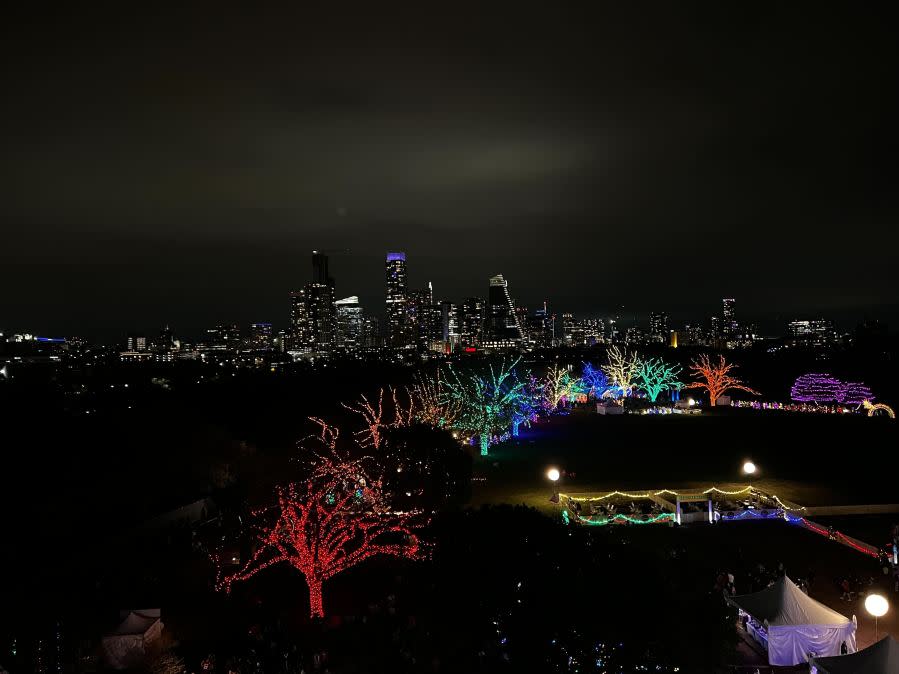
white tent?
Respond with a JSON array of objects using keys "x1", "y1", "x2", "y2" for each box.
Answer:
[
  {"x1": 728, "y1": 576, "x2": 857, "y2": 666},
  {"x1": 101, "y1": 609, "x2": 164, "y2": 670},
  {"x1": 810, "y1": 636, "x2": 899, "y2": 674}
]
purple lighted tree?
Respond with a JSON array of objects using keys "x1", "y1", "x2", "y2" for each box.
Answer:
[
  {"x1": 840, "y1": 382, "x2": 874, "y2": 405},
  {"x1": 789, "y1": 373, "x2": 845, "y2": 403}
]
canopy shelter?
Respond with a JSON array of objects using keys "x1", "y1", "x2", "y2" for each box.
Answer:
[
  {"x1": 101, "y1": 609, "x2": 163, "y2": 669},
  {"x1": 728, "y1": 576, "x2": 857, "y2": 666},
  {"x1": 811, "y1": 636, "x2": 899, "y2": 674}
]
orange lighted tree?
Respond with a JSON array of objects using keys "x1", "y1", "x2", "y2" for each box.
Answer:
[
  {"x1": 411, "y1": 371, "x2": 461, "y2": 429},
  {"x1": 341, "y1": 387, "x2": 413, "y2": 449},
  {"x1": 684, "y1": 354, "x2": 759, "y2": 406}
]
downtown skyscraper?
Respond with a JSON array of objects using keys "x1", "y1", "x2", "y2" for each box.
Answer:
[
  {"x1": 289, "y1": 251, "x2": 337, "y2": 353},
  {"x1": 486, "y1": 274, "x2": 523, "y2": 343},
  {"x1": 385, "y1": 252, "x2": 412, "y2": 349}
]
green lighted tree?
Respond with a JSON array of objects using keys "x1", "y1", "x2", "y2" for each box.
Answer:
[
  {"x1": 442, "y1": 358, "x2": 526, "y2": 456},
  {"x1": 635, "y1": 357, "x2": 682, "y2": 402}
]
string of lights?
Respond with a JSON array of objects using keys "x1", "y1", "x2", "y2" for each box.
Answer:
[
  {"x1": 562, "y1": 486, "x2": 807, "y2": 512},
  {"x1": 572, "y1": 512, "x2": 676, "y2": 526}
]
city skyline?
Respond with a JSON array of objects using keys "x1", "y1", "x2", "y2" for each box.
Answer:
[
  {"x1": 4, "y1": 244, "x2": 898, "y2": 341},
  {"x1": 2, "y1": 248, "x2": 888, "y2": 351}
]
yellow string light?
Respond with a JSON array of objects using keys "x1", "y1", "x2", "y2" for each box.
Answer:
[{"x1": 560, "y1": 485, "x2": 806, "y2": 511}]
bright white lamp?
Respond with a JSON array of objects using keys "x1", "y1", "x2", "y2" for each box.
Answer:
[
  {"x1": 865, "y1": 593, "x2": 889, "y2": 641},
  {"x1": 547, "y1": 468, "x2": 560, "y2": 482}
]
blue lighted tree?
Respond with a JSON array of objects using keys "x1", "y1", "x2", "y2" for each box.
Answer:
[
  {"x1": 510, "y1": 375, "x2": 539, "y2": 437},
  {"x1": 581, "y1": 362, "x2": 610, "y2": 398}
]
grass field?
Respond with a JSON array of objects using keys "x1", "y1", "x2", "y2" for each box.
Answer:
[
  {"x1": 471, "y1": 407, "x2": 899, "y2": 513},
  {"x1": 470, "y1": 407, "x2": 899, "y2": 658}
]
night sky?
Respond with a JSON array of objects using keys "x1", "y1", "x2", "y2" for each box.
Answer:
[{"x1": 3, "y1": 4, "x2": 897, "y2": 339}]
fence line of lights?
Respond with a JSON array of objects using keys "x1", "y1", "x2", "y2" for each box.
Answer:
[
  {"x1": 561, "y1": 485, "x2": 807, "y2": 512},
  {"x1": 782, "y1": 513, "x2": 879, "y2": 558},
  {"x1": 571, "y1": 512, "x2": 676, "y2": 526},
  {"x1": 562, "y1": 492, "x2": 881, "y2": 559}
]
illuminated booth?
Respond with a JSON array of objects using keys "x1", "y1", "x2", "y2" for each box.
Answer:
[{"x1": 728, "y1": 577, "x2": 856, "y2": 666}]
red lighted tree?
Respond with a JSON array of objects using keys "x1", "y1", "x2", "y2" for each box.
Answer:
[
  {"x1": 216, "y1": 444, "x2": 428, "y2": 618},
  {"x1": 684, "y1": 354, "x2": 759, "y2": 406}
]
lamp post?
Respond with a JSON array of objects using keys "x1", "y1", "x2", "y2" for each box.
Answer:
[
  {"x1": 865, "y1": 593, "x2": 888, "y2": 642},
  {"x1": 547, "y1": 467, "x2": 560, "y2": 503},
  {"x1": 742, "y1": 460, "x2": 757, "y2": 502}
]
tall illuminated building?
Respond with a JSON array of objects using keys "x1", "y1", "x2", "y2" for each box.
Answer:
[
  {"x1": 459, "y1": 297, "x2": 485, "y2": 347},
  {"x1": 788, "y1": 318, "x2": 837, "y2": 347},
  {"x1": 487, "y1": 274, "x2": 523, "y2": 341},
  {"x1": 385, "y1": 252, "x2": 412, "y2": 349},
  {"x1": 312, "y1": 251, "x2": 330, "y2": 285},
  {"x1": 290, "y1": 251, "x2": 336, "y2": 352},
  {"x1": 440, "y1": 301, "x2": 459, "y2": 344},
  {"x1": 722, "y1": 298, "x2": 737, "y2": 338},
  {"x1": 710, "y1": 316, "x2": 722, "y2": 340},
  {"x1": 649, "y1": 312, "x2": 669, "y2": 343},
  {"x1": 126, "y1": 333, "x2": 147, "y2": 352},
  {"x1": 206, "y1": 324, "x2": 240, "y2": 350},
  {"x1": 335, "y1": 296, "x2": 364, "y2": 351},
  {"x1": 249, "y1": 322, "x2": 273, "y2": 350},
  {"x1": 561, "y1": 313, "x2": 576, "y2": 344},
  {"x1": 408, "y1": 282, "x2": 440, "y2": 352},
  {"x1": 289, "y1": 290, "x2": 308, "y2": 349},
  {"x1": 526, "y1": 303, "x2": 553, "y2": 347}
]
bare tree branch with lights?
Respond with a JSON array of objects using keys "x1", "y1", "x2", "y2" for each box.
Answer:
[
  {"x1": 542, "y1": 364, "x2": 586, "y2": 410},
  {"x1": 341, "y1": 387, "x2": 413, "y2": 449},
  {"x1": 411, "y1": 370, "x2": 461, "y2": 429},
  {"x1": 602, "y1": 346, "x2": 641, "y2": 398},
  {"x1": 684, "y1": 354, "x2": 759, "y2": 406}
]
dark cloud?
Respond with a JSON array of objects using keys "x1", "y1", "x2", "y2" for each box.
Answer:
[{"x1": 2, "y1": 3, "x2": 897, "y2": 338}]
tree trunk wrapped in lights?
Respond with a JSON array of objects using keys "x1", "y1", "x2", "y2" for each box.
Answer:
[
  {"x1": 215, "y1": 435, "x2": 428, "y2": 618},
  {"x1": 684, "y1": 354, "x2": 759, "y2": 406}
]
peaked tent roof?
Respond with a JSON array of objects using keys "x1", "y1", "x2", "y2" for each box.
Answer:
[
  {"x1": 111, "y1": 610, "x2": 161, "y2": 636},
  {"x1": 811, "y1": 636, "x2": 899, "y2": 673},
  {"x1": 728, "y1": 576, "x2": 851, "y2": 627}
]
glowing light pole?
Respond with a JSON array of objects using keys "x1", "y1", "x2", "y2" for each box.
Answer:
[
  {"x1": 742, "y1": 460, "x2": 757, "y2": 503},
  {"x1": 547, "y1": 467, "x2": 561, "y2": 503},
  {"x1": 865, "y1": 593, "x2": 888, "y2": 642}
]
